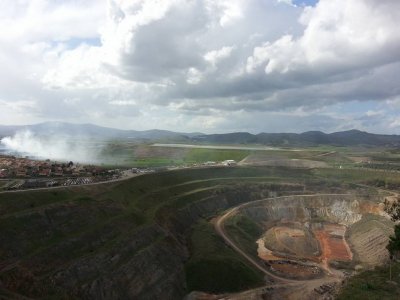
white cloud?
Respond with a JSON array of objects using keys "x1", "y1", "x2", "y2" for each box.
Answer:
[
  {"x1": 186, "y1": 68, "x2": 203, "y2": 85},
  {"x1": 247, "y1": 0, "x2": 400, "y2": 76},
  {"x1": 0, "y1": 0, "x2": 399, "y2": 134},
  {"x1": 204, "y1": 46, "x2": 235, "y2": 67},
  {"x1": 0, "y1": 0, "x2": 105, "y2": 43}
]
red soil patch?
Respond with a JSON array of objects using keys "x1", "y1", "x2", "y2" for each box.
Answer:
[
  {"x1": 359, "y1": 202, "x2": 383, "y2": 214},
  {"x1": 314, "y1": 224, "x2": 352, "y2": 268}
]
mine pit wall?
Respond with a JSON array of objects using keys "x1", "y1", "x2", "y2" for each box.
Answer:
[
  {"x1": 156, "y1": 183, "x2": 306, "y2": 242},
  {"x1": 238, "y1": 194, "x2": 393, "y2": 268},
  {"x1": 122, "y1": 190, "x2": 387, "y2": 300},
  {"x1": 59, "y1": 183, "x2": 305, "y2": 300},
  {"x1": 147, "y1": 183, "x2": 307, "y2": 299},
  {"x1": 49, "y1": 225, "x2": 187, "y2": 300},
  {"x1": 238, "y1": 194, "x2": 385, "y2": 226}
]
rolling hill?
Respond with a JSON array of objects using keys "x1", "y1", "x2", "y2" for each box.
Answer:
[
  {"x1": 194, "y1": 129, "x2": 400, "y2": 147},
  {"x1": 1, "y1": 122, "x2": 400, "y2": 147}
]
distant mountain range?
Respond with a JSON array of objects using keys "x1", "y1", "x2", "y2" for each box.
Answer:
[
  {"x1": 1, "y1": 122, "x2": 400, "y2": 147},
  {"x1": 0, "y1": 122, "x2": 202, "y2": 141},
  {"x1": 193, "y1": 130, "x2": 400, "y2": 147}
]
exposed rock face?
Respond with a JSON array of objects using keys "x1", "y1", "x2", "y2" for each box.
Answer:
[
  {"x1": 347, "y1": 215, "x2": 394, "y2": 266},
  {"x1": 157, "y1": 184, "x2": 304, "y2": 240},
  {"x1": 239, "y1": 195, "x2": 383, "y2": 226}
]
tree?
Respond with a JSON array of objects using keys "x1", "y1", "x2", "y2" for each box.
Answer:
[
  {"x1": 384, "y1": 197, "x2": 400, "y2": 259},
  {"x1": 387, "y1": 224, "x2": 400, "y2": 259},
  {"x1": 384, "y1": 197, "x2": 400, "y2": 222}
]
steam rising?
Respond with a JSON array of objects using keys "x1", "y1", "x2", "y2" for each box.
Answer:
[{"x1": 0, "y1": 130, "x2": 102, "y2": 163}]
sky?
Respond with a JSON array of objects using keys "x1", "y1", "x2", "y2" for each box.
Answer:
[{"x1": 0, "y1": 0, "x2": 399, "y2": 134}]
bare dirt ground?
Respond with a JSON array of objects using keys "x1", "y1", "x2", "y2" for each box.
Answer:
[
  {"x1": 313, "y1": 224, "x2": 352, "y2": 273},
  {"x1": 269, "y1": 261, "x2": 322, "y2": 279},
  {"x1": 239, "y1": 153, "x2": 328, "y2": 168},
  {"x1": 347, "y1": 156, "x2": 370, "y2": 163},
  {"x1": 134, "y1": 144, "x2": 189, "y2": 159}
]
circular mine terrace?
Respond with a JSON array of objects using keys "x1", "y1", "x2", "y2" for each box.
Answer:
[{"x1": 215, "y1": 194, "x2": 393, "y2": 283}]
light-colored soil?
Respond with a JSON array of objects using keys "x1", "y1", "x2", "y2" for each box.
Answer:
[
  {"x1": 270, "y1": 262, "x2": 321, "y2": 279},
  {"x1": 262, "y1": 226, "x2": 319, "y2": 259},
  {"x1": 134, "y1": 145, "x2": 189, "y2": 159},
  {"x1": 256, "y1": 239, "x2": 281, "y2": 261},
  {"x1": 239, "y1": 153, "x2": 328, "y2": 168},
  {"x1": 347, "y1": 156, "x2": 370, "y2": 163}
]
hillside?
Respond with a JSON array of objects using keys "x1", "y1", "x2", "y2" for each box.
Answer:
[
  {"x1": 194, "y1": 129, "x2": 400, "y2": 147},
  {"x1": 0, "y1": 122, "x2": 200, "y2": 141}
]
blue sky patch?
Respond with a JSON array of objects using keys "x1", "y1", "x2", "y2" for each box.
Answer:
[{"x1": 293, "y1": 0, "x2": 319, "y2": 6}]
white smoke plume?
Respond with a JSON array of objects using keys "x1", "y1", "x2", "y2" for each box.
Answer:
[{"x1": 0, "y1": 130, "x2": 102, "y2": 163}]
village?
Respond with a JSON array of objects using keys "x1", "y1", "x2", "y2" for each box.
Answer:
[
  {"x1": 0, "y1": 155, "x2": 125, "y2": 190},
  {"x1": 0, "y1": 154, "x2": 237, "y2": 191},
  {"x1": 0, "y1": 155, "x2": 110, "y2": 178}
]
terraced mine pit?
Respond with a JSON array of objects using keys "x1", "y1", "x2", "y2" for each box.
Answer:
[{"x1": 234, "y1": 195, "x2": 393, "y2": 280}]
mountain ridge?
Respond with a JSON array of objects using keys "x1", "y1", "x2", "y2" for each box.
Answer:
[{"x1": 0, "y1": 122, "x2": 399, "y2": 146}]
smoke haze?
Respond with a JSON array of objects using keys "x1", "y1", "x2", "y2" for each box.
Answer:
[{"x1": 0, "y1": 130, "x2": 102, "y2": 163}]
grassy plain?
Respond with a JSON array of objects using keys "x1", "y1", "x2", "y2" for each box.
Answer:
[{"x1": 100, "y1": 143, "x2": 251, "y2": 166}]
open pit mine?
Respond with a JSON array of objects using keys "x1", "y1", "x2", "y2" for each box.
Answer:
[{"x1": 207, "y1": 194, "x2": 394, "y2": 300}]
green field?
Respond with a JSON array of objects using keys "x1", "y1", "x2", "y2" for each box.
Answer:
[{"x1": 98, "y1": 143, "x2": 251, "y2": 166}]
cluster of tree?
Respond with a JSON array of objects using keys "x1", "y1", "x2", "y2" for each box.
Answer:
[
  {"x1": 384, "y1": 198, "x2": 400, "y2": 259},
  {"x1": 387, "y1": 225, "x2": 400, "y2": 259},
  {"x1": 360, "y1": 162, "x2": 400, "y2": 172},
  {"x1": 365, "y1": 179, "x2": 400, "y2": 190}
]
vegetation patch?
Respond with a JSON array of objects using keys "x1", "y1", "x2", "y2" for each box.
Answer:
[
  {"x1": 183, "y1": 148, "x2": 250, "y2": 163},
  {"x1": 224, "y1": 214, "x2": 264, "y2": 257},
  {"x1": 337, "y1": 262, "x2": 400, "y2": 300},
  {"x1": 185, "y1": 220, "x2": 264, "y2": 293}
]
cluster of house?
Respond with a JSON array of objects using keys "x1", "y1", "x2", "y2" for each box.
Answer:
[{"x1": 0, "y1": 155, "x2": 107, "y2": 178}]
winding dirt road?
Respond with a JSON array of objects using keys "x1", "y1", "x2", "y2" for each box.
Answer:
[{"x1": 214, "y1": 205, "x2": 296, "y2": 283}]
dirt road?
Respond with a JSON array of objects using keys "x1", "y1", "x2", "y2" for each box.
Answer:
[
  {"x1": 214, "y1": 205, "x2": 296, "y2": 283},
  {"x1": 0, "y1": 170, "x2": 140, "y2": 194}
]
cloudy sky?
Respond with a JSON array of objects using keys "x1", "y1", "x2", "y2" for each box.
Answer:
[{"x1": 0, "y1": 0, "x2": 399, "y2": 134}]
